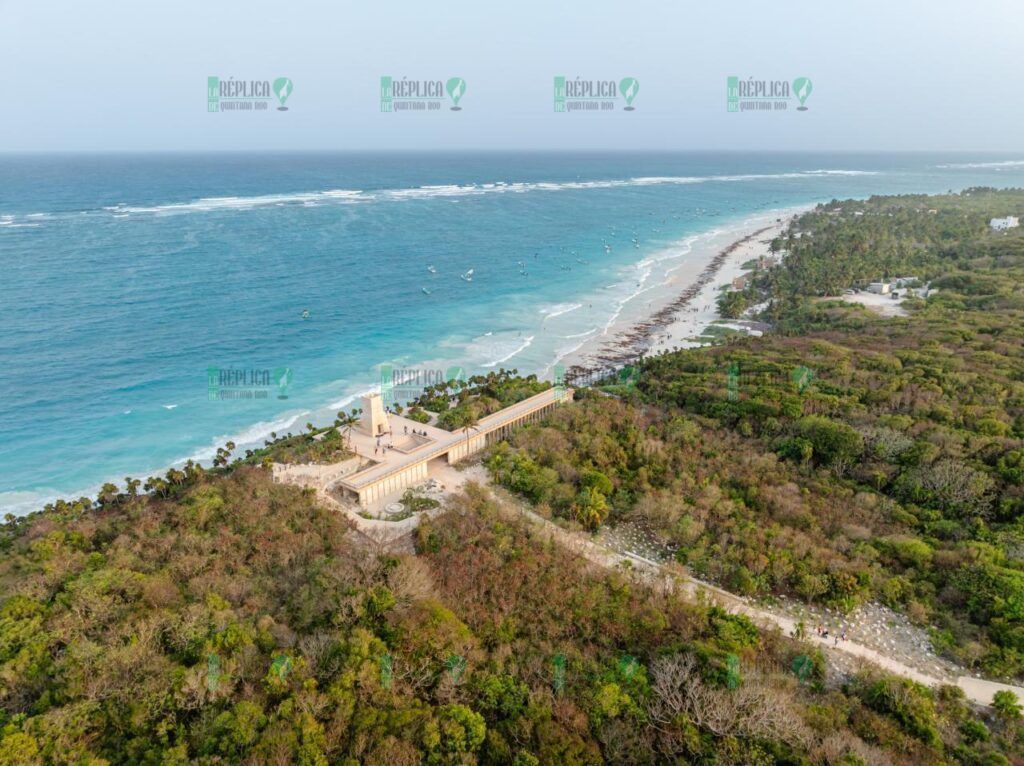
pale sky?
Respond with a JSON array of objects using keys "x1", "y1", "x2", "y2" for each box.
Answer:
[{"x1": 1, "y1": 0, "x2": 1022, "y2": 152}]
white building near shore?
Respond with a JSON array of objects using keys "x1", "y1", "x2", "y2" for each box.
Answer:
[{"x1": 990, "y1": 216, "x2": 1019, "y2": 231}]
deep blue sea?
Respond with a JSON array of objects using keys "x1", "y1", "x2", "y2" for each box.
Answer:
[{"x1": 2, "y1": 152, "x2": 1024, "y2": 514}]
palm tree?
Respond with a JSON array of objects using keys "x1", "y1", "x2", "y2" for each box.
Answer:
[
  {"x1": 97, "y1": 482, "x2": 120, "y2": 507},
  {"x1": 124, "y1": 477, "x2": 140, "y2": 498},
  {"x1": 337, "y1": 408, "x2": 361, "y2": 447},
  {"x1": 453, "y1": 409, "x2": 480, "y2": 459},
  {"x1": 213, "y1": 441, "x2": 236, "y2": 468},
  {"x1": 184, "y1": 460, "x2": 204, "y2": 483},
  {"x1": 165, "y1": 468, "x2": 186, "y2": 487},
  {"x1": 144, "y1": 476, "x2": 169, "y2": 498}
]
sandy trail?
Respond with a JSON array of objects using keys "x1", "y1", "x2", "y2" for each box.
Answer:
[{"x1": 485, "y1": 485, "x2": 1024, "y2": 708}]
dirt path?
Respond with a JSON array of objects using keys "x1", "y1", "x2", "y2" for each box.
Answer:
[{"x1": 487, "y1": 485, "x2": 1024, "y2": 708}]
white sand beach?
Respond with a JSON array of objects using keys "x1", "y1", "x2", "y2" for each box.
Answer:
[{"x1": 560, "y1": 206, "x2": 811, "y2": 376}]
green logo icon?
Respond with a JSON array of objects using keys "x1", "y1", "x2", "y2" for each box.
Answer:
[
  {"x1": 725, "y1": 653, "x2": 741, "y2": 690},
  {"x1": 793, "y1": 77, "x2": 812, "y2": 111},
  {"x1": 207, "y1": 76, "x2": 220, "y2": 112},
  {"x1": 446, "y1": 77, "x2": 466, "y2": 111},
  {"x1": 553, "y1": 363, "x2": 568, "y2": 400},
  {"x1": 618, "y1": 654, "x2": 639, "y2": 680},
  {"x1": 726, "y1": 76, "x2": 739, "y2": 112},
  {"x1": 379, "y1": 653, "x2": 393, "y2": 689},
  {"x1": 553, "y1": 76, "x2": 567, "y2": 112},
  {"x1": 207, "y1": 366, "x2": 220, "y2": 400},
  {"x1": 206, "y1": 652, "x2": 221, "y2": 692},
  {"x1": 791, "y1": 365, "x2": 815, "y2": 392},
  {"x1": 617, "y1": 364, "x2": 641, "y2": 387},
  {"x1": 273, "y1": 77, "x2": 293, "y2": 111},
  {"x1": 726, "y1": 361, "x2": 740, "y2": 402},
  {"x1": 446, "y1": 654, "x2": 467, "y2": 684},
  {"x1": 619, "y1": 77, "x2": 639, "y2": 110},
  {"x1": 552, "y1": 653, "x2": 566, "y2": 693},
  {"x1": 792, "y1": 654, "x2": 814, "y2": 683},
  {"x1": 273, "y1": 367, "x2": 293, "y2": 400},
  {"x1": 379, "y1": 363, "x2": 395, "y2": 403},
  {"x1": 270, "y1": 654, "x2": 293, "y2": 680}
]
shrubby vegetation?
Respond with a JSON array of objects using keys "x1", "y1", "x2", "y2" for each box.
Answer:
[
  {"x1": 5, "y1": 465, "x2": 1019, "y2": 763},
  {"x1": 410, "y1": 370, "x2": 551, "y2": 432},
  {"x1": 262, "y1": 423, "x2": 354, "y2": 465},
  {"x1": 489, "y1": 190, "x2": 1024, "y2": 677}
]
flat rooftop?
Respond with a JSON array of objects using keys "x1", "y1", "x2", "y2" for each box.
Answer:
[{"x1": 339, "y1": 387, "x2": 570, "y2": 490}]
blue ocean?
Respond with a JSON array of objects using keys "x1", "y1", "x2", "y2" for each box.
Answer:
[{"x1": 2, "y1": 152, "x2": 1024, "y2": 514}]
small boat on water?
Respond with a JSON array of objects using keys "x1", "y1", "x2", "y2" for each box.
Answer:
[
  {"x1": 460, "y1": 269, "x2": 474, "y2": 282},
  {"x1": 422, "y1": 287, "x2": 432, "y2": 295},
  {"x1": 427, "y1": 265, "x2": 437, "y2": 273}
]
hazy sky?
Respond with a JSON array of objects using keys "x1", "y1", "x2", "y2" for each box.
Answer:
[{"x1": 2, "y1": 0, "x2": 1022, "y2": 152}]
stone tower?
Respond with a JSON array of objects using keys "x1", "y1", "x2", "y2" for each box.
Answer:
[{"x1": 359, "y1": 393, "x2": 389, "y2": 437}]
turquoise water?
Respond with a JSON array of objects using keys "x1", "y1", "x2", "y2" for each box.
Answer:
[{"x1": 2, "y1": 152, "x2": 1024, "y2": 514}]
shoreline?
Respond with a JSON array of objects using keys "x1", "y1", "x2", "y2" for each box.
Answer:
[
  {"x1": 2, "y1": 207, "x2": 810, "y2": 518},
  {"x1": 561, "y1": 207, "x2": 808, "y2": 380}
]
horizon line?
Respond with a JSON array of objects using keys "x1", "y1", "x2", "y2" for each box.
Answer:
[{"x1": 2, "y1": 148, "x2": 1024, "y2": 156}]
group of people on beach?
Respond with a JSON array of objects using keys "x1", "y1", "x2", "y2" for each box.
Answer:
[{"x1": 816, "y1": 624, "x2": 848, "y2": 646}]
